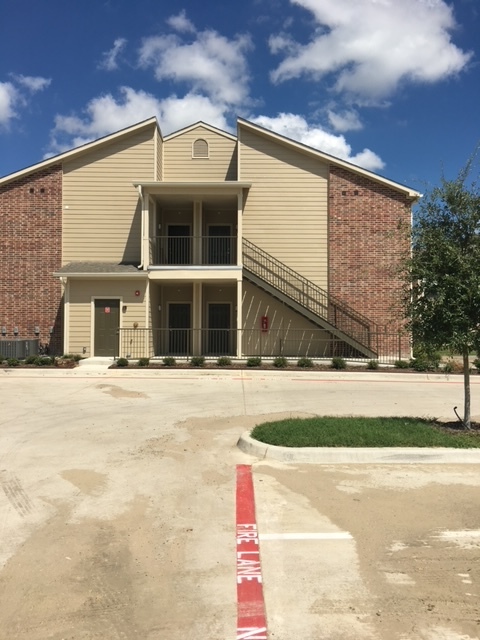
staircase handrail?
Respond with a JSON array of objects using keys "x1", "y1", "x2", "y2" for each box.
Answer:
[{"x1": 242, "y1": 238, "x2": 377, "y2": 347}]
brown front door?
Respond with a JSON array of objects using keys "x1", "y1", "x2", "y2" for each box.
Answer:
[
  {"x1": 208, "y1": 303, "x2": 230, "y2": 354},
  {"x1": 94, "y1": 299, "x2": 120, "y2": 356}
]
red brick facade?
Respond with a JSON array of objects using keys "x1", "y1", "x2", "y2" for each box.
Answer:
[
  {"x1": 329, "y1": 166, "x2": 411, "y2": 357},
  {"x1": 0, "y1": 165, "x2": 63, "y2": 354}
]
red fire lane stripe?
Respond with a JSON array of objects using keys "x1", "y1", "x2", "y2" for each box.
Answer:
[{"x1": 236, "y1": 465, "x2": 268, "y2": 640}]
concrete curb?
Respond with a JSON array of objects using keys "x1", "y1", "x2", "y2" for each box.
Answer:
[{"x1": 237, "y1": 431, "x2": 480, "y2": 464}]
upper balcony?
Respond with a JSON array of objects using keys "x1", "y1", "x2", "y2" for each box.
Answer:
[{"x1": 135, "y1": 181, "x2": 250, "y2": 277}]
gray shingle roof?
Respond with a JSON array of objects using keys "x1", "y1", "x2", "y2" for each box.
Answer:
[{"x1": 56, "y1": 262, "x2": 142, "y2": 274}]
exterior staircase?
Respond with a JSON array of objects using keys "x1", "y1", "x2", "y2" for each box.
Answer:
[{"x1": 242, "y1": 238, "x2": 378, "y2": 358}]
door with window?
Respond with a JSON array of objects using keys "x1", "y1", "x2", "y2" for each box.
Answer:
[
  {"x1": 207, "y1": 303, "x2": 230, "y2": 355},
  {"x1": 94, "y1": 299, "x2": 120, "y2": 356},
  {"x1": 168, "y1": 303, "x2": 191, "y2": 355},
  {"x1": 168, "y1": 225, "x2": 191, "y2": 265},
  {"x1": 207, "y1": 225, "x2": 232, "y2": 265}
]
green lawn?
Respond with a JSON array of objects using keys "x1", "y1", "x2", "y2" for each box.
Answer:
[{"x1": 250, "y1": 416, "x2": 480, "y2": 448}]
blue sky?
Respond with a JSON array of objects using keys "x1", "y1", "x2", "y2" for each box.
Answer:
[{"x1": 1, "y1": 0, "x2": 479, "y2": 191}]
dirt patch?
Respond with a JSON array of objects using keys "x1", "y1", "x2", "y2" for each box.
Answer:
[
  {"x1": 260, "y1": 464, "x2": 480, "y2": 639},
  {"x1": 61, "y1": 470, "x2": 107, "y2": 496},
  {"x1": 96, "y1": 384, "x2": 148, "y2": 399}
]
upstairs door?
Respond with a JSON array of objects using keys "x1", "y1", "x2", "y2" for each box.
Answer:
[
  {"x1": 168, "y1": 303, "x2": 191, "y2": 355},
  {"x1": 168, "y1": 225, "x2": 191, "y2": 265},
  {"x1": 207, "y1": 225, "x2": 232, "y2": 265},
  {"x1": 94, "y1": 299, "x2": 120, "y2": 356}
]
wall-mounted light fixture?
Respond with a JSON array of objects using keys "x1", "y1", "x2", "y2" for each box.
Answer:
[
  {"x1": 34, "y1": 326, "x2": 40, "y2": 335},
  {"x1": 49, "y1": 326, "x2": 54, "y2": 334},
  {"x1": 13, "y1": 327, "x2": 18, "y2": 335},
  {"x1": 122, "y1": 305, "x2": 127, "y2": 313},
  {"x1": 1, "y1": 326, "x2": 6, "y2": 336}
]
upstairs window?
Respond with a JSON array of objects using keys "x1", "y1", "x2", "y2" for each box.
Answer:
[{"x1": 193, "y1": 138, "x2": 209, "y2": 158}]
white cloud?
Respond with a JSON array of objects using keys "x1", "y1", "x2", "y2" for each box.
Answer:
[
  {"x1": 99, "y1": 38, "x2": 127, "y2": 71},
  {"x1": 167, "y1": 10, "x2": 195, "y2": 33},
  {"x1": 138, "y1": 14, "x2": 253, "y2": 106},
  {"x1": 47, "y1": 87, "x2": 231, "y2": 155},
  {"x1": 271, "y1": 0, "x2": 472, "y2": 102},
  {"x1": 0, "y1": 82, "x2": 18, "y2": 125},
  {"x1": 14, "y1": 75, "x2": 51, "y2": 92},
  {"x1": 249, "y1": 112, "x2": 385, "y2": 170},
  {"x1": 0, "y1": 75, "x2": 50, "y2": 127},
  {"x1": 327, "y1": 108, "x2": 362, "y2": 132},
  {"x1": 157, "y1": 93, "x2": 229, "y2": 134}
]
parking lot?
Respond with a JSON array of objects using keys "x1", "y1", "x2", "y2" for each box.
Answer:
[{"x1": 0, "y1": 367, "x2": 479, "y2": 639}]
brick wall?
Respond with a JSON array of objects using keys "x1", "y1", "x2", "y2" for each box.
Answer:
[
  {"x1": 0, "y1": 165, "x2": 63, "y2": 354},
  {"x1": 329, "y1": 166, "x2": 411, "y2": 357}
]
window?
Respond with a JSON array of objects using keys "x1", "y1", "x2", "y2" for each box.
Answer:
[{"x1": 193, "y1": 138, "x2": 209, "y2": 158}]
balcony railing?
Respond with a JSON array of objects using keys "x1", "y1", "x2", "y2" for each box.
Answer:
[
  {"x1": 117, "y1": 327, "x2": 409, "y2": 363},
  {"x1": 150, "y1": 236, "x2": 237, "y2": 266}
]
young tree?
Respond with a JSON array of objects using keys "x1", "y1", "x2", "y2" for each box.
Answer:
[{"x1": 405, "y1": 158, "x2": 480, "y2": 429}]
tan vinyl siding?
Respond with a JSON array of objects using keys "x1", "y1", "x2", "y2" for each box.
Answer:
[
  {"x1": 155, "y1": 128, "x2": 163, "y2": 180},
  {"x1": 63, "y1": 127, "x2": 155, "y2": 264},
  {"x1": 163, "y1": 127, "x2": 237, "y2": 181},
  {"x1": 239, "y1": 128, "x2": 328, "y2": 289},
  {"x1": 67, "y1": 279, "x2": 147, "y2": 356},
  {"x1": 242, "y1": 280, "x2": 330, "y2": 357}
]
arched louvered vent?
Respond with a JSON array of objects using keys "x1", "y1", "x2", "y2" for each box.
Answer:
[{"x1": 193, "y1": 138, "x2": 209, "y2": 158}]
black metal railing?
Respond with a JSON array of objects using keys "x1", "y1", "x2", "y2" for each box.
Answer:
[
  {"x1": 117, "y1": 328, "x2": 408, "y2": 363},
  {"x1": 150, "y1": 236, "x2": 237, "y2": 266},
  {"x1": 242, "y1": 238, "x2": 376, "y2": 349}
]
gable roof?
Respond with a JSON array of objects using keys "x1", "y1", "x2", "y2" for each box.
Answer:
[
  {"x1": 1, "y1": 114, "x2": 420, "y2": 199},
  {"x1": 164, "y1": 121, "x2": 237, "y2": 143},
  {"x1": 237, "y1": 117, "x2": 421, "y2": 200},
  {"x1": 0, "y1": 117, "x2": 160, "y2": 187}
]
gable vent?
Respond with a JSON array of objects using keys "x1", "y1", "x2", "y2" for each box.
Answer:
[{"x1": 193, "y1": 138, "x2": 209, "y2": 158}]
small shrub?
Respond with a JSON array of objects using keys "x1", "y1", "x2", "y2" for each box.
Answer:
[
  {"x1": 366, "y1": 359, "x2": 379, "y2": 370},
  {"x1": 411, "y1": 346, "x2": 441, "y2": 371},
  {"x1": 394, "y1": 359, "x2": 410, "y2": 369},
  {"x1": 162, "y1": 356, "x2": 176, "y2": 367},
  {"x1": 246, "y1": 357, "x2": 262, "y2": 367},
  {"x1": 443, "y1": 360, "x2": 454, "y2": 374},
  {"x1": 190, "y1": 356, "x2": 205, "y2": 367},
  {"x1": 116, "y1": 357, "x2": 129, "y2": 367},
  {"x1": 24, "y1": 355, "x2": 39, "y2": 365},
  {"x1": 331, "y1": 357, "x2": 347, "y2": 370},
  {"x1": 473, "y1": 358, "x2": 480, "y2": 372},
  {"x1": 62, "y1": 353, "x2": 82, "y2": 361},
  {"x1": 273, "y1": 356, "x2": 288, "y2": 368},
  {"x1": 138, "y1": 357, "x2": 150, "y2": 367},
  {"x1": 410, "y1": 357, "x2": 439, "y2": 372},
  {"x1": 217, "y1": 356, "x2": 232, "y2": 367},
  {"x1": 7, "y1": 358, "x2": 20, "y2": 367},
  {"x1": 297, "y1": 357, "x2": 313, "y2": 368},
  {"x1": 442, "y1": 358, "x2": 463, "y2": 374},
  {"x1": 37, "y1": 356, "x2": 54, "y2": 366}
]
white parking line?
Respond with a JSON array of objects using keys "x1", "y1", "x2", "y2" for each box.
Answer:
[{"x1": 259, "y1": 532, "x2": 352, "y2": 541}]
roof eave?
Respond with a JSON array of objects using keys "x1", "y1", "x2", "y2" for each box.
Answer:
[
  {"x1": 237, "y1": 117, "x2": 421, "y2": 199},
  {"x1": 0, "y1": 117, "x2": 160, "y2": 187},
  {"x1": 54, "y1": 271, "x2": 148, "y2": 279}
]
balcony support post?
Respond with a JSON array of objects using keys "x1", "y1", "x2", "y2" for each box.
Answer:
[
  {"x1": 236, "y1": 277, "x2": 243, "y2": 358},
  {"x1": 193, "y1": 281, "x2": 202, "y2": 356},
  {"x1": 193, "y1": 201, "x2": 202, "y2": 265}
]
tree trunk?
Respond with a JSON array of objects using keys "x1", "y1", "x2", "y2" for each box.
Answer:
[{"x1": 463, "y1": 347, "x2": 471, "y2": 430}]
